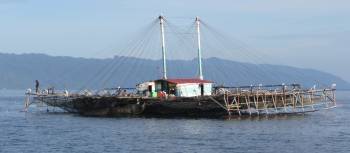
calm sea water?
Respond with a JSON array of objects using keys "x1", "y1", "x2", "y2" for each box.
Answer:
[{"x1": 0, "y1": 90, "x2": 349, "y2": 153}]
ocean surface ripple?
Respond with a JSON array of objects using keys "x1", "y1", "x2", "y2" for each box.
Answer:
[{"x1": 0, "y1": 90, "x2": 349, "y2": 153}]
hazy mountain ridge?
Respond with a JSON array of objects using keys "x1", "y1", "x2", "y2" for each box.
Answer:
[{"x1": 0, "y1": 53, "x2": 349, "y2": 90}]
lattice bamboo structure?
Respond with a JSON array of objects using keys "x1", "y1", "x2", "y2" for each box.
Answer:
[{"x1": 213, "y1": 84, "x2": 336, "y2": 116}]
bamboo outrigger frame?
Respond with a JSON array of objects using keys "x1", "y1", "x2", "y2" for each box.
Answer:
[{"x1": 211, "y1": 84, "x2": 336, "y2": 116}]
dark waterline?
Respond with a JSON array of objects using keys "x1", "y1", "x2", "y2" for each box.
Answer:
[{"x1": 0, "y1": 90, "x2": 349, "y2": 153}]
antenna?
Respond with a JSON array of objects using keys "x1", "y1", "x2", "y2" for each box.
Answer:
[
  {"x1": 196, "y1": 16, "x2": 203, "y2": 80},
  {"x1": 159, "y1": 15, "x2": 167, "y2": 79}
]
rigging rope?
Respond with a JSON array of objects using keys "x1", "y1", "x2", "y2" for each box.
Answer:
[{"x1": 69, "y1": 16, "x2": 327, "y2": 90}]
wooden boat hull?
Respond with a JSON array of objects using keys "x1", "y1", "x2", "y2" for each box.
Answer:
[{"x1": 33, "y1": 90, "x2": 336, "y2": 118}]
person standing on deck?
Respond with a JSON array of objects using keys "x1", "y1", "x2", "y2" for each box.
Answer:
[{"x1": 35, "y1": 80, "x2": 40, "y2": 94}]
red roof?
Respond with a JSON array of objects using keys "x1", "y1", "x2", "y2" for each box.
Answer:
[{"x1": 165, "y1": 78, "x2": 213, "y2": 84}]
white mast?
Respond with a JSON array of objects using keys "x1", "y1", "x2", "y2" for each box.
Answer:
[
  {"x1": 159, "y1": 15, "x2": 167, "y2": 79},
  {"x1": 196, "y1": 16, "x2": 203, "y2": 80}
]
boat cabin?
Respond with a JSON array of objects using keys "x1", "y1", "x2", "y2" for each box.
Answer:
[{"x1": 137, "y1": 79, "x2": 213, "y2": 97}]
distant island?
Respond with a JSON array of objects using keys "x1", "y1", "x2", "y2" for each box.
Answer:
[{"x1": 0, "y1": 53, "x2": 349, "y2": 90}]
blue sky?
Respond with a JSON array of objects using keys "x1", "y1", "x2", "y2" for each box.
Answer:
[{"x1": 0, "y1": 0, "x2": 349, "y2": 81}]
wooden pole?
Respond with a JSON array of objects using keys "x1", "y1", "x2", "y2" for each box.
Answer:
[
  {"x1": 254, "y1": 92, "x2": 259, "y2": 115},
  {"x1": 195, "y1": 16, "x2": 203, "y2": 80},
  {"x1": 159, "y1": 15, "x2": 167, "y2": 79},
  {"x1": 300, "y1": 93, "x2": 305, "y2": 112},
  {"x1": 263, "y1": 93, "x2": 269, "y2": 114},
  {"x1": 272, "y1": 91, "x2": 278, "y2": 113},
  {"x1": 244, "y1": 95, "x2": 251, "y2": 115}
]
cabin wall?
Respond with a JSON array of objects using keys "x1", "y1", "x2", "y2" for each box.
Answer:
[
  {"x1": 155, "y1": 83, "x2": 162, "y2": 92},
  {"x1": 176, "y1": 83, "x2": 212, "y2": 97},
  {"x1": 137, "y1": 82, "x2": 155, "y2": 92},
  {"x1": 136, "y1": 82, "x2": 156, "y2": 97},
  {"x1": 203, "y1": 83, "x2": 212, "y2": 95},
  {"x1": 140, "y1": 80, "x2": 213, "y2": 97}
]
